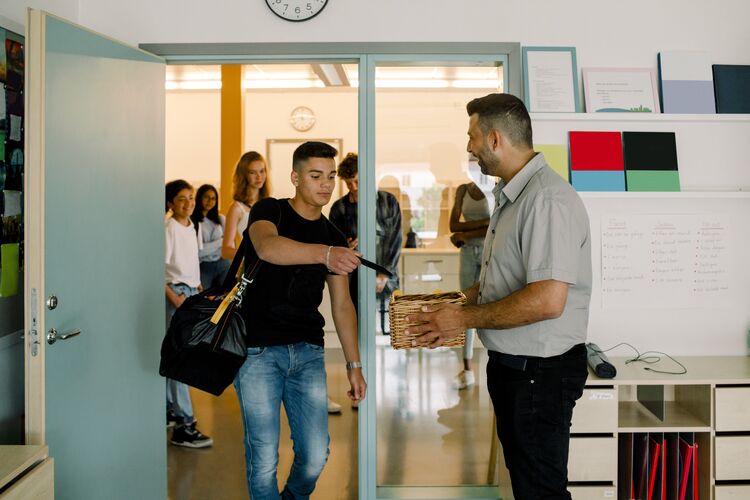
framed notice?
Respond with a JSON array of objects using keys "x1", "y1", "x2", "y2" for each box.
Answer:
[
  {"x1": 583, "y1": 68, "x2": 660, "y2": 113},
  {"x1": 522, "y1": 46, "x2": 580, "y2": 113}
]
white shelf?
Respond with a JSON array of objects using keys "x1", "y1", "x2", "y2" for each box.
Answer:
[
  {"x1": 531, "y1": 112, "x2": 750, "y2": 123},
  {"x1": 580, "y1": 191, "x2": 750, "y2": 199}
]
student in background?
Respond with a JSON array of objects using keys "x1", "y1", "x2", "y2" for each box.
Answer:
[
  {"x1": 329, "y1": 153, "x2": 402, "y2": 323},
  {"x1": 222, "y1": 151, "x2": 271, "y2": 260},
  {"x1": 191, "y1": 184, "x2": 231, "y2": 289},
  {"x1": 448, "y1": 173, "x2": 490, "y2": 390},
  {"x1": 165, "y1": 179, "x2": 213, "y2": 448},
  {"x1": 235, "y1": 141, "x2": 366, "y2": 499}
]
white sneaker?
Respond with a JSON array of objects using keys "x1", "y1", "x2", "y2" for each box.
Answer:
[
  {"x1": 452, "y1": 370, "x2": 475, "y2": 390},
  {"x1": 327, "y1": 398, "x2": 342, "y2": 414}
]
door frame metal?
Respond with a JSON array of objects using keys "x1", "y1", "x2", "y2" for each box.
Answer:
[{"x1": 141, "y1": 41, "x2": 520, "y2": 500}]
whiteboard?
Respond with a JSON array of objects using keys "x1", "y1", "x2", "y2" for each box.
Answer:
[{"x1": 583, "y1": 194, "x2": 750, "y2": 356}]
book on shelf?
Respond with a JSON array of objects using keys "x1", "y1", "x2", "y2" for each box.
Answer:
[
  {"x1": 658, "y1": 51, "x2": 716, "y2": 114},
  {"x1": 712, "y1": 64, "x2": 750, "y2": 113}
]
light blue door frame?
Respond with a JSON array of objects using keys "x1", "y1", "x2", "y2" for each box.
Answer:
[{"x1": 145, "y1": 41, "x2": 519, "y2": 500}]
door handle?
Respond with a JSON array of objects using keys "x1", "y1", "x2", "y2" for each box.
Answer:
[{"x1": 47, "y1": 328, "x2": 82, "y2": 345}]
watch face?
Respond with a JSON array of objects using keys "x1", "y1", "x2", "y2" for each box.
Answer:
[
  {"x1": 265, "y1": 0, "x2": 329, "y2": 22},
  {"x1": 290, "y1": 106, "x2": 316, "y2": 132}
]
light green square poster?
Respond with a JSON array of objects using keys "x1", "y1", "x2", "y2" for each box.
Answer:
[{"x1": 536, "y1": 144, "x2": 569, "y2": 182}]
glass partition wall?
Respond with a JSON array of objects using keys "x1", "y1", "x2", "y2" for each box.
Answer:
[{"x1": 369, "y1": 58, "x2": 507, "y2": 498}]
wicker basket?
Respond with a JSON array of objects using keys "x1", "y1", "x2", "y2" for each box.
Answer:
[{"x1": 388, "y1": 292, "x2": 467, "y2": 349}]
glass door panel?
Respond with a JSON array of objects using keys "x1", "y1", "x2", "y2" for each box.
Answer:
[{"x1": 373, "y1": 61, "x2": 504, "y2": 489}]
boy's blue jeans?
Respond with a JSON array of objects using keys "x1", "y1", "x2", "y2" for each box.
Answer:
[
  {"x1": 165, "y1": 283, "x2": 197, "y2": 425},
  {"x1": 234, "y1": 342, "x2": 330, "y2": 500}
]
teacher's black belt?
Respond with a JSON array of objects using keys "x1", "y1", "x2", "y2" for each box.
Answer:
[{"x1": 488, "y1": 343, "x2": 586, "y2": 371}]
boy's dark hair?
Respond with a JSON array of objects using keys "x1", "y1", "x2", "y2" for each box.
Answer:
[
  {"x1": 466, "y1": 93, "x2": 533, "y2": 149},
  {"x1": 292, "y1": 141, "x2": 338, "y2": 172},
  {"x1": 165, "y1": 179, "x2": 193, "y2": 212},
  {"x1": 337, "y1": 153, "x2": 358, "y2": 179},
  {"x1": 191, "y1": 184, "x2": 222, "y2": 226}
]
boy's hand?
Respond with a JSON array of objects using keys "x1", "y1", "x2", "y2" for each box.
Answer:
[
  {"x1": 327, "y1": 246, "x2": 361, "y2": 275},
  {"x1": 346, "y1": 368, "x2": 367, "y2": 402}
]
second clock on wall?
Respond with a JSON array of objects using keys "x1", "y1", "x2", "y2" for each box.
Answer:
[
  {"x1": 265, "y1": 0, "x2": 329, "y2": 22},
  {"x1": 290, "y1": 106, "x2": 316, "y2": 132}
]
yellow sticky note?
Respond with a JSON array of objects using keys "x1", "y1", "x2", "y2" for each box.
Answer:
[
  {"x1": 0, "y1": 243, "x2": 20, "y2": 297},
  {"x1": 536, "y1": 144, "x2": 569, "y2": 182}
]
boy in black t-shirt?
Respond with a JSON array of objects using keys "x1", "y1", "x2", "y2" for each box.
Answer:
[{"x1": 234, "y1": 141, "x2": 366, "y2": 500}]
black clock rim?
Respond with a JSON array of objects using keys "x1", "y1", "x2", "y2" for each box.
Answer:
[{"x1": 264, "y1": 0, "x2": 329, "y2": 23}]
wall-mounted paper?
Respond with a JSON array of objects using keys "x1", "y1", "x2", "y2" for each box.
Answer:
[
  {"x1": 583, "y1": 68, "x2": 660, "y2": 113},
  {"x1": 601, "y1": 214, "x2": 730, "y2": 308},
  {"x1": 2, "y1": 190, "x2": 21, "y2": 216},
  {"x1": 9, "y1": 114, "x2": 21, "y2": 142},
  {"x1": 0, "y1": 243, "x2": 20, "y2": 297}
]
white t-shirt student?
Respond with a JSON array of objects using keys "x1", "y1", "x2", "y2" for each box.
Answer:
[{"x1": 165, "y1": 217, "x2": 203, "y2": 288}]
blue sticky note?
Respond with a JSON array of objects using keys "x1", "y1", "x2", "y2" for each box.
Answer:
[{"x1": 571, "y1": 170, "x2": 625, "y2": 192}]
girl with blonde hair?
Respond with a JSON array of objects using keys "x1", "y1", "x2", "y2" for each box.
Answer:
[{"x1": 221, "y1": 151, "x2": 270, "y2": 260}]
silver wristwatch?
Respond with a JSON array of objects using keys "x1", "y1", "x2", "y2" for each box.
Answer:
[{"x1": 346, "y1": 361, "x2": 362, "y2": 370}]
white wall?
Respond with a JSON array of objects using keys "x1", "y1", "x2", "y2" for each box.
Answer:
[
  {"x1": 164, "y1": 90, "x2": 220, "y2": 189},
  {"x1": 3, "y1": 1, "x2": 746, "y2": 69},
  {"x1": 0, "y1": 0, "x2": 78, "y2": 27},
  {"x1": 69, "y1": 0, "x2": 750, "y2": 70}
]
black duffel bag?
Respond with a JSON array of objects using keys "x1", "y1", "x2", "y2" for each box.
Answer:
[{"x1": 159, "y1": 233, "x2": 260, "y2": 396}]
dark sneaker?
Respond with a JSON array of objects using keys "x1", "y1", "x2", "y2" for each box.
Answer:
[
  {"x1": 166, "y1": 410, "x2": 178, "y2": 429},
  {"x1": 170, "y1": 422, "x2": 213, "y2": 448}
]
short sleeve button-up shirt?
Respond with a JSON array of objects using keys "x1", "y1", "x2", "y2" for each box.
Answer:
[{"x1": 477, "y1": 152, "x2": 592, "y2": 357}]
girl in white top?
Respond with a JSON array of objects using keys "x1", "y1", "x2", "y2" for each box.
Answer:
[
  {"x1": 221, "y1": 151, "x2": 270, "y2": 260},
  {"x1": 164, "y1": 179, "x2": 212, "y2": 448}
]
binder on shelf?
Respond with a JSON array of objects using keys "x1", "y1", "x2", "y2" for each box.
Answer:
[
  {"x1": 634, "y1": 433, "x2": 649, "y2": 500},
  {"x1": 665, "y1": 433, "x2": 680, "y2": 500},
  {"x1": 712, "y1": 64, "x2": 750, "y2": 113},
  {"x1": 648, "y1": 434, "x2": 665, "y2": 500},
  {"x1": 658, "y1": 51, "x2": 716, "y2": 114},
  {"x1": 619, "y1": 433, "x2": 635, "y2": 500},
  {"x1": 678, "y1": 433, "x2": 695, "y2": 500}
]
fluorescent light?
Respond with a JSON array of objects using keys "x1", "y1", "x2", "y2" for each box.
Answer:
[
  {"x1": 451, "y1": 79, "x2": 502, "y2": 89},
  {"x1": 312, "y1": 63, "x2": 350, "y2": 87},
  {"x1": 164, "y1": 80, "x2": 222, "y2": 90},
  {"x1": 243, "y1": 79, "x2": 325, "y2": 89},
  {"x1": 376, "y1": 79, "x2": 450, "y2": 88}
]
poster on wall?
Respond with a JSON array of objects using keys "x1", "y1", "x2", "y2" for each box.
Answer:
[
  {"x1": 0, "y1": 26, "x2": 24, "y2": 299},
  {"x1": 522, "y1": 46, "x2": 581, "y2": 113},
  {"x1": 582, "y1": 68, "x2": 661, "y2": 113}
]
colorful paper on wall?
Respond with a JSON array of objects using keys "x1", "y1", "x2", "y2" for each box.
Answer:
[
  {"x1": 569, "y1": 131, "x2": 624, "y2": 171},
  {"x1": 571, "y1": 170, "x2": 625, "y2": 192},
  {"x1": 658, "y1": 51, "x2": 715, "y2": 113},
  {"x1": 0, "y1": 242, "x2": 20, "y2": 297},
  {"x1": 623, "y1": 132, "x2": 678, "y2": 171},
  {"x1": 712, "y1": 64, "x2": 750, "y2": 113},
  {"x1": 626, "y1": 171, "x2": 680, "y2": 192},
  {"x1": 536, "y1": 144, "x2": 569, "y2": 181}
]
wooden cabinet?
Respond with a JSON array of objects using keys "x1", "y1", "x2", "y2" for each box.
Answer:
[
  {"x1": 0, "y1": 446, "x2": 53, "y2": 500},
  {"x1": 496, "y1": 357, "x2": 750, "y2": 500},
  {"x1": 399, "y1": 249, "x2": 460, "y2": 295}
]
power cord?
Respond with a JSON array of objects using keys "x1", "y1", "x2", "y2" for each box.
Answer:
[{"x1": 589, "y1": 342, "x2": 687, "y2": 375}]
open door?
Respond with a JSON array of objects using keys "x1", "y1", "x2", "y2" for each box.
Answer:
[{"x1": 25, "y1": 10, "x2": 166, "y2": 499}]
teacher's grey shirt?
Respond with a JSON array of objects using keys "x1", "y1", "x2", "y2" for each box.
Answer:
[{"x1": 477, "y1": 152, "x2": 592, "y2": 358}]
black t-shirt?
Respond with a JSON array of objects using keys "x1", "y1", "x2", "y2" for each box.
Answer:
[{"x1": 240, "y1": 197, "x2": 347, "y2": 347}]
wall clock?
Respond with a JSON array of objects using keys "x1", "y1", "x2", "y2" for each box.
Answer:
[
  {"x1": 289, "y1": 106, "x2": 316, "y2": 132},
  {"x1": 265, "y1": 0, "x2": 329, "y2": 22}
]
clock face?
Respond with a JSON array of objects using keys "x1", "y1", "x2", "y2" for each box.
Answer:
[
  {"x1": 290, "y1": 106, "x2": 316, "y2": 132},
  {"x1": 265, "y1": 0, "x2": 329, "y2": 22}
]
